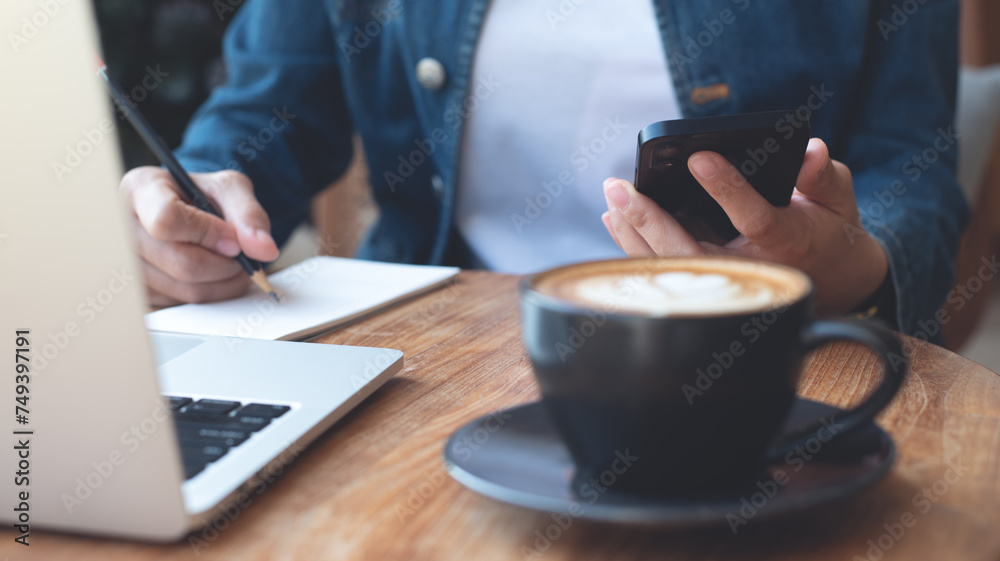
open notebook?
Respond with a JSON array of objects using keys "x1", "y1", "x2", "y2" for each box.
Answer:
[{"x1": 145, "y1": 256, "x2": 459, "y2": 340}]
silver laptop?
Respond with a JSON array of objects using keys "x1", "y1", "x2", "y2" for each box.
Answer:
[{"x1": 0, "y1": 0, "x2": 401, "y2": 540}]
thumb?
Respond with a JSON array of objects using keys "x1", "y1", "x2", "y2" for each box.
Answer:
[
  {"x1": 793, "y1": 138, "x2": 854, "y2": 209},
  {"x1": 195, "y1": 171, "x2": 280, "y2": 262}
]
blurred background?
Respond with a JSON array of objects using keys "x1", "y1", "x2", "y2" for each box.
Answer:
[
  {"x1": 94, "y1": 0, "x2": 380, "y2": 269},
  {"x1": 94, "y1": 0, "x2": 1000, "y2": 370},
  {"x1": 95, "y1": 0, "x2": 232, "y2": 169}
]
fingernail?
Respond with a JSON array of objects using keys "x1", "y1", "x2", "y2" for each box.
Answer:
[
  {"x1": 690, "y1": 154, "x2": 719, "y2": 179},
  {"x1": 606, "y1": 182, "x2": 630, "y2": 211},
  {"x1": 217, "y1": 237, "x2": 240, "y2": 256},
  {"x1": 255, "y1": 229, "x2": 275, "y2": 245},
  {"x1": 817, "y1": 158, "x2": 831, "y2": 182}
]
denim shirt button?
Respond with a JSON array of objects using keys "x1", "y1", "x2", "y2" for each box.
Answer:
[
  {"x1": 416, "y1": 58, "x2": 447, "y2": 91},
  {"x1": 431, "y1": 174, "x2": 445, "y2": 199},
  {"x1": 691, "y1": 83, "x2": 731, "y2": 105}
]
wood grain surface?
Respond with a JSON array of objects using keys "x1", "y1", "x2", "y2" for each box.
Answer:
[{"x1": 4, "y1": 271, "x2": 999, "y2": 561}]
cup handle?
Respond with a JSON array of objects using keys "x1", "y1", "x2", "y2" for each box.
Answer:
[{"x1": 763, "y1": 319, "x2": 907, "y2": 464}]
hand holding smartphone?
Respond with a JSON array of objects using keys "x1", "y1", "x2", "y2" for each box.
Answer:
[{"x1": 634, "y1": 111, "x2": 811, "y2": 243}]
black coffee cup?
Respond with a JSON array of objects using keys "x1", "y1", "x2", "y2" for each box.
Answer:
[{"x1": 520, "y1": 257, "x2": 905, "y2": 497}]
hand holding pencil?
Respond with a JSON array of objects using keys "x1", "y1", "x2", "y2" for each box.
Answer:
[
  {"x1": 99, "y1": 59, "x2": 281, "y2": 306},
  {"x1": 120, "y1": 167, "x2": 281, "y2": 306}
]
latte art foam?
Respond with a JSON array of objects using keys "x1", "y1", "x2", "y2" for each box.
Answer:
[
  {"x1": 573, "y1": 271, "x2": 779, "y2": 315},
  {"x1": 533, "y1": 258, "x2": 810, "y2": 317}
]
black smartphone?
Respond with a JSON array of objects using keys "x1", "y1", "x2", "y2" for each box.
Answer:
[{"x1": 634, "y1": 110, "x2": 810, "y2": 243}]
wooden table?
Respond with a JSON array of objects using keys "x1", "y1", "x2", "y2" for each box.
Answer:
[{"x1": 7, "y1": 272, "x2": 1000, "y2": 560}]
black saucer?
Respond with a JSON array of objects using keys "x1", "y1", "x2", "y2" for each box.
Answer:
[{"x1": 444, "y1": 398, "x2": 894, "y2": 525}]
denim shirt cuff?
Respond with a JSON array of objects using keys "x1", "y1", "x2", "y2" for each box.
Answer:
[
  {"x1": 173, "y1": 155, "x2": 224, "y2": 175},
  {"x1": 863, "y1": 220, "x2": 912, "y2": 334}
]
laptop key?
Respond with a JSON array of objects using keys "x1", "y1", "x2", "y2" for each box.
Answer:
[
  {"x1": 175, "y1": 415, "x2": 270, "y2": 433},
  {"x1": 182, "y1": 445, "x2": 228, "y2": 463},
  {"x1": 186, "y1": 399, "x2": 241, "y2": 415},
  {"x1": 173, "y1": 411, "x2": 224, "y2": 424},
  {"x1": 166, "y1": 396, "x2": 192, "y2": 411},
  {"x1": 174, "y1": 411, "x2": 246, "y2": 425},
  {"x1": 231, "y1": 415, "x2": 271, "y2": 431},
  {"x1": 182, "y1": 436, "x2": 242, "y2": 449},
  {"x1": 176, "y1": 427, "x2": 250, "y2": 448},
  {"x1": 168, "y1": 396, "x2": 292, "y2": 480},
  {"x1": 236, "y1": 403, "x2": 291, "y2": 419}
]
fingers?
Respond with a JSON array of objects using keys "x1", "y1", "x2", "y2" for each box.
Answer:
[
  {"x1": 142, "y1": 259, "x2": 251, "y2": 304},
  {"x1": 146, "y1": 287, "x2": 183, "y2": 309},
  {"x1": 602, "y1": 178, "x2": 703, "y2": 256},
  {"x1": 134, "y1": 222, "x2": 244, "y2": 283},
  {"x1": 600, "y1": 212, "x2": 621, "y2": 246},
  {"x1": 122, "y1": 168, "x2": 280, "y2": 262},
  {"x1": 792, "y1": 138, "x2": 855, "y2": 210},
  {"x1": 198, "y1": 171, "x2": 280, "y2": 262},
  {"x1": 688, "y1": 152, "x2": 783, "y2": 243},
  {"x1": 605, "y1": 205, "x2": 656, "y2": 256},
  {"x1": 121, "y1": 166, "x2": 280, "y2": 304},
  {"x1": 122, "y1": 167, "x2": 242, "y2": 257}
]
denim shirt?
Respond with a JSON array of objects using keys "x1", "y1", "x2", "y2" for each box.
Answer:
[{"x1": 176, "y1": 0, "x2": 967, "y2": 336}]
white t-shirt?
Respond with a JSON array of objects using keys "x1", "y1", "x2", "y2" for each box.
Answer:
[{"x1": 455, "y1": 0, "x2": 681, "y2": 274}]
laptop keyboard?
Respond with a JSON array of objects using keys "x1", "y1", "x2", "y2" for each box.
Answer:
[{"x1": 165, "y1": 396, "x2": 291, "y2": 480}]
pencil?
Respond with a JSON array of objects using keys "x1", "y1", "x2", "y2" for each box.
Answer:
[{"x1": 96, "y1": 58, "x2": 279, "y2": 304}]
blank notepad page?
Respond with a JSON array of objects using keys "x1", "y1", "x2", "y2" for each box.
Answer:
[{"x1": 145, "y1": 257, "x2": 459, "y2": 340}]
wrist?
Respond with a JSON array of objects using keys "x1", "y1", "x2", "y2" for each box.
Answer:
[
  {"x1": 817, "y1": 233, "x2": 888, "y2": 317},
  {"x1": 847, "y1": 269, "x2": 896, "y2": 323},
  {"x1": 845, "y1": 239, "x2": 895, "y2": 325}
]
